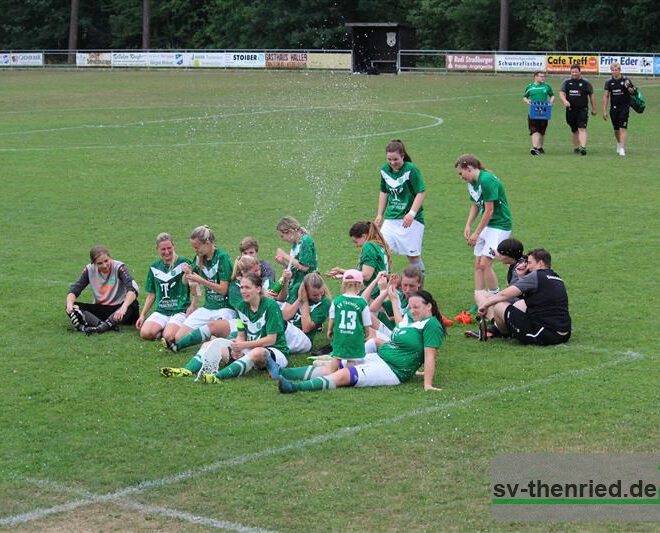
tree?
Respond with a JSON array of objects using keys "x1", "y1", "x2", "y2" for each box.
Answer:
[
  {"x1": 68, "y1": 0, "x2": 79, "y2": 62},
  {"x1": 142, "y1": 0, "x2": 150, "y2": 49},
  {"x1": 498, "y1": 0, "x2": 509, "y2": 50}
]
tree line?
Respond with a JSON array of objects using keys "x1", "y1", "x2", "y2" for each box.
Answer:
[{"x1": 1, "y1": 0, "x2": 658, "y2": 53}]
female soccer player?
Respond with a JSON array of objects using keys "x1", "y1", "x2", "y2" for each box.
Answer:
[
  {"x1": 375, "y1": 140, "x2": 426, "y2": 272},
  {"x1": 66, "y1": 245, "x2": 139, "y2": 334},
  {"x1": 135, "y1": 233, "x2": 196, "y2": 342},
  {"x1": 326, "y1": 220, "x2": 391, "y2": 288},
  {"x1": 274, "y1": 216, "x2": 318, "y2": 304},
  {"x1": 174, "y1": 225, "x2": 233, "y2": 342},
  {"x1": 272, "y1": 289, "x2": 444, "y2": 393},
  {"x1": 455, "y1": 154, "x2": 513, "y2": 314}
]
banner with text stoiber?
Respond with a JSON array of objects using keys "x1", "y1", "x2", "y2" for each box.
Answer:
[
  {"x1": 225, "y1": 52, "x2": 265, "y2": 68},
  {"x1": 546, "y1": 55, "x2": 598, "y2": 73}
]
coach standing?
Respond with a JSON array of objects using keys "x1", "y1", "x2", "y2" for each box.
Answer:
[
  {"x1": 559, "y1": 64, "x2": 597, "y2": 156},
  {"x1": 602, "y1": 62, "x2": 636, "y2": 157}
]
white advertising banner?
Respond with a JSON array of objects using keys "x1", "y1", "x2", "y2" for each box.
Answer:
[
  {"x1": 112, "y1": 52, "x2": 149, "y2": 67},
  {"x1": 599, "y1": 55, "x2": 653, "y2": 74},
  {"x1": 225, "y1": 52, "x2": 265, "y2": 68},
  {"x1": 147, "y1": 52, "x2": 190, "y2": 67},
  {"x1": 190, "y1": 52, "x2": 226, "y2": 68},
  {"x1": 496, "y1": 54, "x2": 546, "y2": 72},
  {"x1": 76, "y1": 52, "x2": 112, "y2": 67},
  {"x1": 1, "y1": 52, "x2": 44, "y2": 66}
]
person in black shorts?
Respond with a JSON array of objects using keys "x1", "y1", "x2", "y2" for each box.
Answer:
[
  {"x1": 602, "y1": 62, "x2": 637, "y2": 157},
  {"x1": 477, "y1": 248, "x2": 571, "y2": 346},
  {"x1": 559, "y1": 64, "x2": 597, "y2": 155}
]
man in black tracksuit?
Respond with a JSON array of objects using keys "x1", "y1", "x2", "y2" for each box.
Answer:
[
  {"x1": 559, "y1": 64, "x2": 597, "y2": 155},
  {"x1": 602, "y1": 62, "x2": 637, "y2": 157},
  {"x1": 478, "y1": 248, "x2": 571, "y2": 346}
]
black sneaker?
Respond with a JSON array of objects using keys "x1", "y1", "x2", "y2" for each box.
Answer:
[
  {"x1": 580, "y1": 147, "x2": 587, "y2": 156},
  {"x1": 537, "y1": 147, "x2": 545, "y2": 154},
  {"x1": 311, "y1": 344, "x2": 332, "y2": 356},
  {"x1": 573, "y1": 147, "x2": 581, "y2": 154},
  {"x1": 464, "y1": 330, "x2": 481, "y2": 340},
  {"x1": 67, "y1": 306, "x2": 87, "y2": 330},
  {"x1": 530, "y1": 148, "x2": 540, "y2": 156}
]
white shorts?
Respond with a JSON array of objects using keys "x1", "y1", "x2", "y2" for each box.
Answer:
[
  {"x1": 381, "y1": 218, "x2": 424, "y2": 257},
  {"x1": 474, "y1": 227, "x2": 512, "y2": 259},
  {"x1": 376, "y1": 322, "x2": 392, "y2": 341},
  {"x1": 183, "y1": 307, "x2": 237, "y2": 329},
  {"x1": 285, "y1": 322, "x2": 312, "y2": 354},
  {"x1": 144, "y1": 311, "x2": 186, "y2": 329},
  {"x1": 352, "y1": 353, "x2": 401, "y2": 388}
]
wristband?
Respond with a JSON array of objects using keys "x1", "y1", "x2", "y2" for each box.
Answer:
[{"x1": 408, "y1": 209, "x2": 417, "y2": 217}]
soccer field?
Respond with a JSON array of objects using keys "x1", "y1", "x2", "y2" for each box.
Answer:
[{"x1": 1, "y1": 69, "x2": 659, "y2": 531}]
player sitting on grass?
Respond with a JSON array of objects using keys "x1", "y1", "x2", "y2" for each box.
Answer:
[{"x1": 268, "y1": 289, "x2": 445, "y2": 394}]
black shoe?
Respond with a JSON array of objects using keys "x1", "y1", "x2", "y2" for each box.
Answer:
[
  {"x1": 311, "y1": 344, "x2": 332, "y2": 356},
  {"x1": 67, "y1": 306, "x2": 87, "y2": 331},
  {"x1": 580, "y1": 147, "x2": 587, "y2": 156},
  {"x1": 573, "y1": 147, "x2": 581, "y2": 154},
  {"x1": 464, "y1": 330, "x2": 481, "y2": 340},
  {"x1": 530, "y1": 148, "x2": 540, "y2": 156},
  {"x1": 94, "y1": 319, "x2": 119, "y2": 334},
  {"x1": 537, "y1": 147, "x2": 545, "y2": 154}
]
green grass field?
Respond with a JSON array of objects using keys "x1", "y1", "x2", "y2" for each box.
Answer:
[{"x1": 1, "y1": 69, "x2": 659, "y2": 531}]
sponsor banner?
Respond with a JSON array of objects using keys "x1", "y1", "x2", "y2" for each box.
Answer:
[
  {"x1": 266, "y1": 52, "x2": 307, "y2": 69},
  {"x1": 190, "y1": 52, "x2": 227, "y2": 68},
  {"x1": 112, "y1": 52, "x2": 148, "y2": 67},
  {"x1": 546, "y1": 55, "x2": 598, "y2": 73},
  {"x1": 496, "y1": 54, "x2": 546, "y2": 72},
  {"x1": 655, "y1": 57, "x2": 660, "y2": 75},
  {"x1": 76, "y1": 52, "x2": 112, "y2": 67},
  {"x1": 0, "y1": 52, "x2": 44, "y2": 66},
  {"x1": 599, "y1": 55, "x2": 653, "y2": 74},
  {"x1": 225, "y1": 52, "x2": 265, "y2": 68},
  {"x1": 147, "y1": 52, "x2": 190, "y2": 67},
  {"x1": 447, "y1": 54, "x2": 495, "y2": 71},
  {"x1": 307, "y1": 52, "x2": 351, "y2": 70}
]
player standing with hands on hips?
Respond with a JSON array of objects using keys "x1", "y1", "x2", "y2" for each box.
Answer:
[
  {"x1": 559, "y1": 64, "x2": 597, "y2": 156},
  {"x1": 375, "y1": 140, "x2": 426, "y2": 273},
  {"x1": 602, "y1": 62, "x2": 637, "y2": 157}
]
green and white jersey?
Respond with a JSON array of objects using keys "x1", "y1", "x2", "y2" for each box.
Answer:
[
  {"x1": 228, "y1": 278, "x2": 273, "y2": 312},
  {"x1": 289, "y1": 296, "x2": 331, "y2": 342},
  {"x1": 329, "y1": 293, "x2": 372, "y2": 359},
  {"x1": 378, "y1": 315, "x2": 444, "y2": 382},
  {"x1": 193, "y1": 248, "x2": 232, "y2": 310},
  {"x1": 377, "y1": 290, "x2": 408, "y2": 331},
  {"x1": 286, "y1": 234, "x2": 318, "y2": 304},
  {"x1": 524, "y1": 82, "x2": 554, "y2": 102},
  {"x1": 235, "y1": 297, "x2": 290, "y2": 357},
  {"x1": 379, "y1": 161, "x2": 425, "y2": 224},
  {"x1": 144, "y1": 256, "x2": 192, "y2": 315},
  {"x1": 358, "y1": 241, "x2": 389, "y2": 286},
  {"x1": 467, "y1": 170, "x2": 513, "y2": 231}
]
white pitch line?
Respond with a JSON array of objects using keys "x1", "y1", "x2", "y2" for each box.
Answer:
[{"x1": 1, "y1": 349, "x2": 644, "y2": 528}]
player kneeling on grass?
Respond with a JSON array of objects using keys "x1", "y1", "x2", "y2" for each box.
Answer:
[
  {"x1": 135, "y1": 233, "x2": 197, "y2": 342},
  {"x1": 66, "y1": 245, "x2": 139, "y2": 334},
  {"x1": 162, "y1": 273, "x2": 290, "y2": 381},
  {"x1": 478, "y1": 248, "x2": 571, "y2": 346},
  {"x1": 268, "y1": 289, "x2": 445, "y2": 394}
]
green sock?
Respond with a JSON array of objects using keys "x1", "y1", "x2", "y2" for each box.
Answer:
[
  {"x1": 295, "y1": 376, "x2": 336, "y2": 392},
  {"x1": 176, "y1": 325, "x2": 211, "y2": 351},
  {"x1": 216, "y1": 354, "x2": 254, "y2": 379},
  {"x1": 281, "y1": 365, "x2": 325, "y2": 380},
  {"x1": 184, "y1": 352, "x2": 204, "y2": 373}
]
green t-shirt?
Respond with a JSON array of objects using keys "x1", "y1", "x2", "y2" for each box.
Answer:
[
  {"x1": 378, "y1": 315, "x2": 444, "y2": 382},
  {"x1": 286, "y1": 234, "x2": 318, "y2": 304},
  {"x1": 330, "y1": 293, "x2": 372, "y2": 359},
  {"x1": 235, "y1": 297, "x2": 289, "y2": 357},
  {"x1": 358, "y1": 241, "x2": 389, "y2": 286},
  {"x1": 524, "y1": 82, "x2": 554, "y2": 102},
  {"x1": 467, "y1": 170, "x2": 513, "y2": 231},
  {"x1": 144, "y1": 256, "x2": 191, "y2": 315},
  {"x1": 193, "y1": 248, "x2": 232, "y2": 310},
  {"x1": 290, "y1": 296, "x2": 331, "y2": 342},
  {"x1": 379, "y1": 161, "x2": 425, "y2": 224}
]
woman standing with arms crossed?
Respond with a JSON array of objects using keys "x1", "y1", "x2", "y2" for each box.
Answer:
[{"x1": 375, "y1": 140, "x2": 426, "y2": 273}]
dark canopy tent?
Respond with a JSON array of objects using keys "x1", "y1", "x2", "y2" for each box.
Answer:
[{"x1": 346, "y1": 22, "x2": 416, "y2": 73}]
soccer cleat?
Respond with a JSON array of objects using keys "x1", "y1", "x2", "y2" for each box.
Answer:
[
  {"x1": 530, "y1": 148, "x2": 540, "y2": 156},
  {"x1": 278, "y1": 376, "x2": 296, "y2": 394},
  {"x1": 478, "y1": 316, "x2": 488, "y2": 342},
  {"x1": 265, "y1": 352, "x2": 280, "y2": 380},
  {"x1": 94, "y1": 319, "x2": 119, "y2": 334},
  {"x1": 200, "y1": 372, "x2": 219, "y2": 384},
  {"x1": 453, "y1": 310, "x2": 473, "y2": 325},
  {"x1": 464, "y1": 329, "x2": 481, "y2": 339},
  {"x1": 573, "y1": 147, "x2": 581, "y2": 154},
  {"x1": 161, "y1": 338, "x2": 178, "y2": 352},
  {"x1": 537, "y1": 147, "x2": 545, "y2": 154},
  {"x1": 160, "y1": 367, "x2": 193, "y2": 378},
  {"x1": 67, "y1": 306, "x2": 87, "y2": 331},
  {"x1": 618, "y1": 147, "x2": 626, "y2": 157},
  {"x1": 580, "y1": 147, "x2": 587, "y2": 156},
  {"x1": 441, "y1": 314, "x2": 453, "y2": 328}
]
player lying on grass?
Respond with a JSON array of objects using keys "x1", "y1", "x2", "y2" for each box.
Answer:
[
  {"x1": 66, "y1": 245, "x2": 139, "y2": 334},
  {"x1": 161, "y1": 272, "x2": 289, "y2": 380},
  {"x1": 269, "y1": 289, "x2": 445, "y2": 393},
  {"x1": 135, "y1": 233, "x2": 197, "y2": 342}
]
